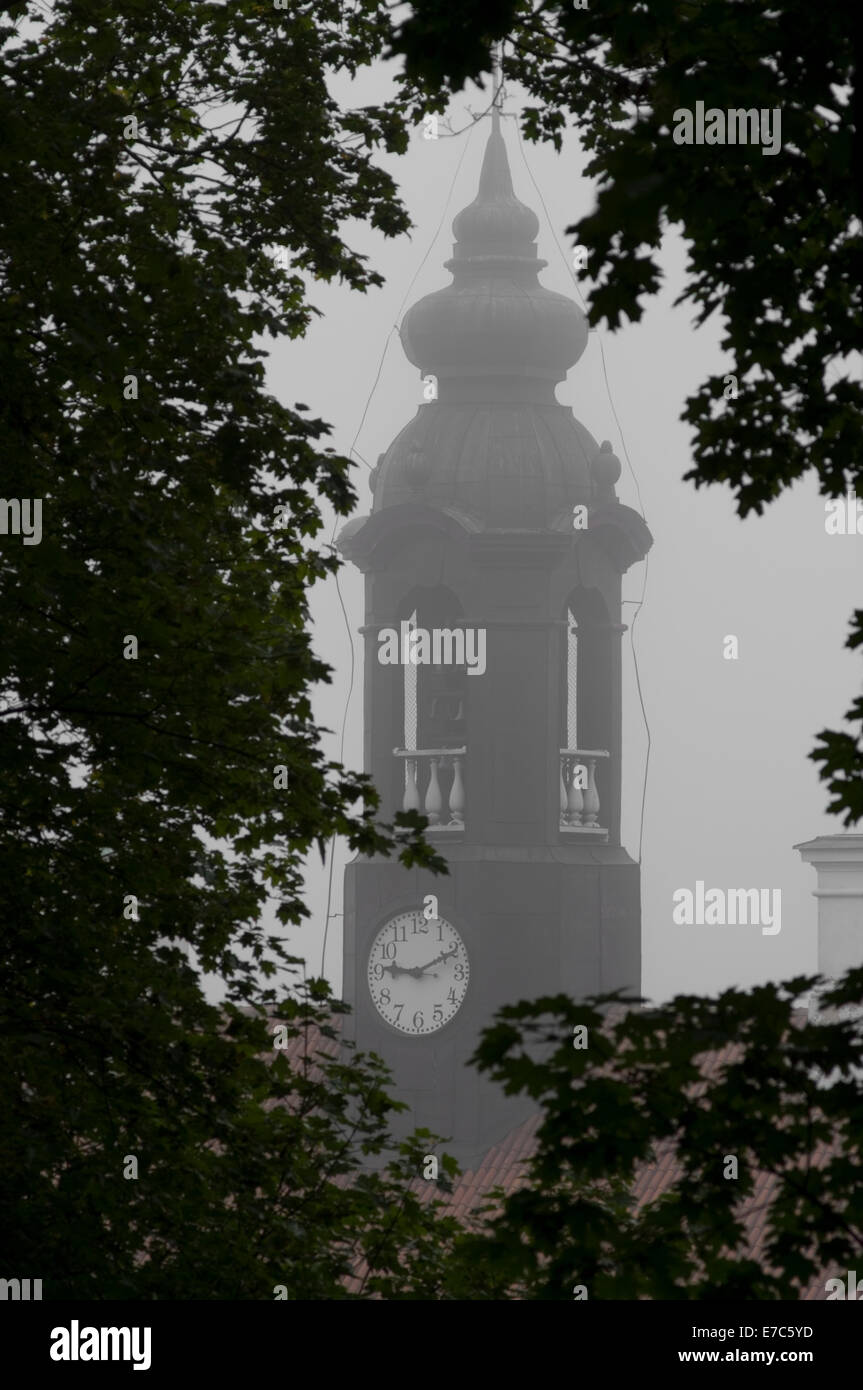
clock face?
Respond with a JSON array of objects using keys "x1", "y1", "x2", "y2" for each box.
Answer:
[{"x1": 367, "y1": 911, "x2": 470, "y2": 1036}]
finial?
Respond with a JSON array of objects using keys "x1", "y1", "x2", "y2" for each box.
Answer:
[{"x1": 491, "y1": 41, "x2": 503, "y2": 133}]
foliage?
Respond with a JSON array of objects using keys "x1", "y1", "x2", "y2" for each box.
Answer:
[
  {"x1": 446, "y1": 971, "x2": 863, "y2": 1299},
  {"x1": 0, "y1": 0, "x2": 449, "y2": 1297},
  {"x1": 4, "y1": 0, "x2": 862, "y2": 1301}
]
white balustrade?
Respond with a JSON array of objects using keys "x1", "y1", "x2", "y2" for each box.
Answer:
[
  {"x1": 397, "y1": 747, "x2": 605, "y2": 834},
  {"x1": 403, "y1": 758, "x2": 421, "y2": 813},
  {"x1": 559, "y1": 749, "x2": 609, "y2": 836},
  {"x1": 394, "y1": 748, "x2": 466, "y2": 831}
]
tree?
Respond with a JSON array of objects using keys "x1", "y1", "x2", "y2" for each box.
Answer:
[
  {"x1": 390, "y1": 0, "x2": 863, "y2": 827},
  {"x1": 0, "y1": 0, "x2": 452, "y2": 1297},
  {"x1": 441, "y1": 971, "x2": 863, "y2": 1300},
  {"x1": 4, "y1": 0, "x2": 861, "y2": 1303}
]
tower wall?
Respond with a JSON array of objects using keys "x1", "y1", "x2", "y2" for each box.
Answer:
[{"x1": 337, "y1": 115, "x2": 652, "y2": 1165}]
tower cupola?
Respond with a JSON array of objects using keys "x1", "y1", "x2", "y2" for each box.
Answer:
[
  {"x1": 400, "y1": 110, "x2": 588, "y2": 403},
  {"x1": 368, "y1": 113, "x2": 600, "y2": 529}
]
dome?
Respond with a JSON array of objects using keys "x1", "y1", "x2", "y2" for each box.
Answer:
[
  {"x1": 400, "y1": 111, "x2": 588, "y2": 397},
  {"x1": 370, "y1": 110, "x2": 603, "y2": 529},
  {"x1": 369, "y1": 401, "x2": 598, "y2": 529}
]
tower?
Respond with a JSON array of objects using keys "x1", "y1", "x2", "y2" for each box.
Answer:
[{"x1": 338, "y1": 108, "x2": 652, "y2": 1167}]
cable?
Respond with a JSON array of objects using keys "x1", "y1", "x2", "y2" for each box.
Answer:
[
  {"x1": 319, "y1": 120, "x2": 479, "y2": 979},
  {"x1": 511, "y1": 117, "x2": 651, "y2": 865}
]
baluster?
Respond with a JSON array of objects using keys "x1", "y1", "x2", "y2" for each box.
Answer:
[
  {"x1": 449, "y1": 756, "x2": 465, "y2": 825},
  {"x1": 425, "y1": 757, "x2": 442, "y2": 824},
  {"x1": 560, "y1": 758, "x2": 568, "y2": 825},
  {"x1": 404, "y1": 758, "x2": 420, "y2": 813},
  {"x1": 567, "y1": 757, "x2": 584, "y2": 826},
  {"x1": 583, "y1": 758, "x2": 600, "y2": 827}
]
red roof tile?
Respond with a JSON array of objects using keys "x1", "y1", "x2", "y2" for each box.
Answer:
[{"x1": 268, "y1": 1010, "x2": 845, "y2": 1299}]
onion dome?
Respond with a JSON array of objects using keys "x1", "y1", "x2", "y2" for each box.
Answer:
[
  {"x1": 399, "y1": 109, "x2": 588, "y2": 401},
  {"x1": 370, "y1": 111, "x2": 599, "y2": 529}
]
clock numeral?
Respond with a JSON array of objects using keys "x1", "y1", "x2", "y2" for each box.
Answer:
[{"x1": 370, "y1": 918, "x2": 466, "y2": 1032}]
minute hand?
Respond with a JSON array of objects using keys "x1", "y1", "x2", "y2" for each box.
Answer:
[{"x1": 413, "y1": 946, "x2": 458, "y2": 975}]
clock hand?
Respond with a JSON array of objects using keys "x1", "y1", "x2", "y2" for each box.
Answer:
[
  {"x1": 381, "y1": 951, "x2": 450, "y2": 980},
  {"x1": 381, "y1": 960, "x2": 412, "y2": 978},
  {"x1": 382, "y1": 962, "x2": 431, "y2": 980},
  {"x1": 380, "y1": 947, "x2": 457, "y2": 980},
  {"x1": 413, "y1": 945, "x2": 458, "y2": 975}
]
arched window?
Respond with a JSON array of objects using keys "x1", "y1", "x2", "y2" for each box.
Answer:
[
  {"x1": 397, "y1": 589, "x2": 467, "y2": 825},
  {"x1": 399, "y1": 588, "x2": 466, "y2": 754},
  {"x1": 562, "y1": 587, "x2": 607, "y2": 751},
  {"x1": 560, "y1": 586, "x2": 616, "y2": 842},
  {"x1": 567, "y1": 608, "x2": 578, "y2": 750},
  {"x1": 404, "y1": 607, "x2": 418, "y2": 752}
]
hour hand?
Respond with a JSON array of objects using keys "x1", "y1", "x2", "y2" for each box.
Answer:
[{"x1": 381, "y1": 960, "x2": 409, "y2": 977}]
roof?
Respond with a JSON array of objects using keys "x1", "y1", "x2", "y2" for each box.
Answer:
[
  {"x1": 426, "y1": 1028, "x2": 839, "y2": 1300},
  {"x1": 272, "y1": 1011, "x2": 843, "y2": 1299}
]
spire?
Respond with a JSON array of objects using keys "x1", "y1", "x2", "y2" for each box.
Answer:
[
  {"x1": 491, "y1": 40, "x2": 502, "y2": 138},
  {"x1": 449, "y1": 49, "x2": 539, "y2": 263},
  {"x1": 397, "y1": 51, "x2": 588, "y2": 408},
  {"x1": 473, "y1": 110, "x2": 517, "y2": 206}
]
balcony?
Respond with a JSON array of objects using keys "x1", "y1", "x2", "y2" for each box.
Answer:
[
  {"x1": 392, "y1": 746, "x2": 609, "y2": 838},
  {"x1": 394, "y1": 747, "x2": 465, "y2": 832},
  {"x1": 560, "y1": 749, "x2": 609, "y2": 838}
]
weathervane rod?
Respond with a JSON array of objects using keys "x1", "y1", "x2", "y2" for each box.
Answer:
[{"x1": 491, "y1": 41, "x2": 503, "y2": 129}]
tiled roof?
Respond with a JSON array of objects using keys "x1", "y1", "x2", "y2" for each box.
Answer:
[
  {"x1": 427, "y1": 1023, "x2": 840, "y2": 1300},
  {"x1": 271, "y1": 1011, "x2": 843, "y2": 1299},
  {"x1": 431, "y1": 1112, "x2": 839, "y2": 1298}
]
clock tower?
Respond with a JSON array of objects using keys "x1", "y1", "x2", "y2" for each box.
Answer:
[{"x1": 338, "y1": 107, "x2": 652, "y2": 1167}]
